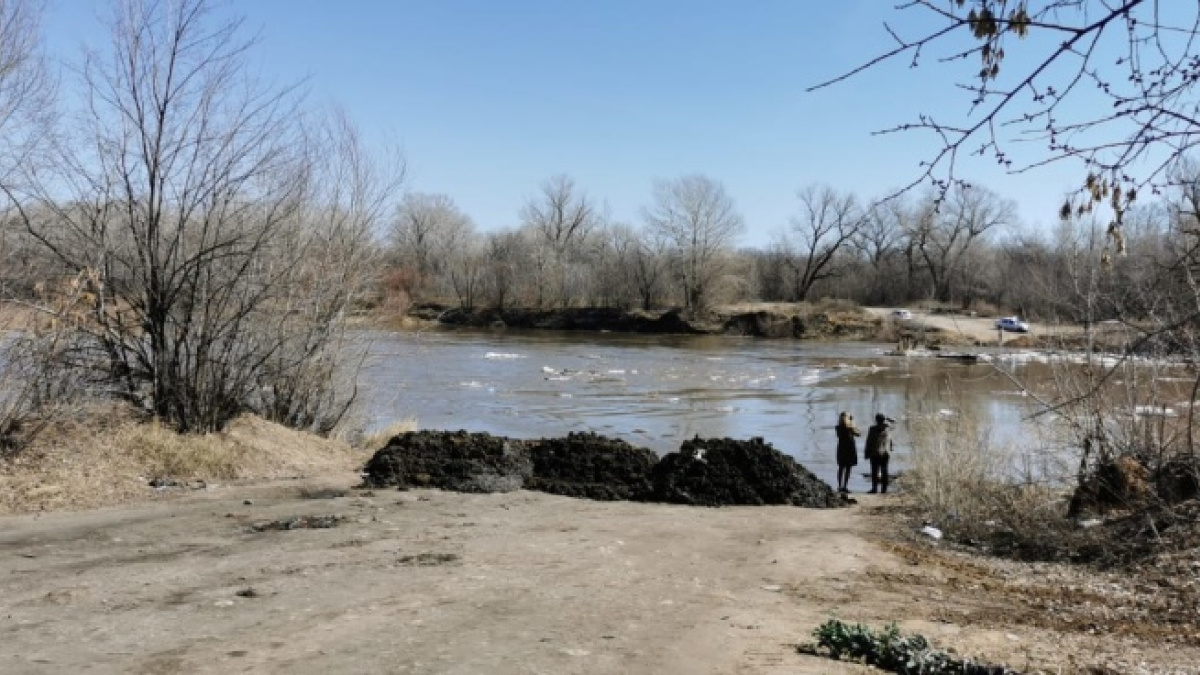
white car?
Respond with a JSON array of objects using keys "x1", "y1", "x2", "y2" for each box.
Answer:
[
  {"x1": 892, "y1": 309, "x2": 913, "y2": 320},
  {"x1": 995, "y1": 317, "x2": 1030, "y2": 333}
]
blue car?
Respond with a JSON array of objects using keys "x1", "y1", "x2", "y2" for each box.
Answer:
[{"x1": 995, "y1": 317, "x2": 1030, "y2": 333}]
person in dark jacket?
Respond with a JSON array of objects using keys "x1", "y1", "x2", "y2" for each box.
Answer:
[
  {"x1": 835, "y1": 411, "x2": 861, "y2": 493},
  {"x1": 863, "y1": 413, "x2": 894, "y2": 494}
]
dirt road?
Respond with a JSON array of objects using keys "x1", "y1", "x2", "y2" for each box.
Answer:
[
  {"x1": 1, "y1": 478, "x2": 1192, "y2": 674},
  {"x1": 864, "y1": 307, "x2": 1072, "y2": 344}
]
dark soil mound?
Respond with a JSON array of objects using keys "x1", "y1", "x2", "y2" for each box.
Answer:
[
  {"x1": 435, "y1": 307, "x2": 709, "y2": 334},
  {"x1": 723, "y1": 311, "x2": 801, "y2": 338},
  {"x1": 361, "y1": 430, "x2": 532, "y2": 493},
  {"x1": 526, "y1": 432, "x2": 657, "y2": 501},
  {"x1": 651, "y1": 436, "x2": 839, "y2": 507},
  {"x1": 361, "y1": 429, "x2": 841, "y2": 508}
]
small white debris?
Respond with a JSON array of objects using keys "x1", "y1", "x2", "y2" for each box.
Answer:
[
  {"x1": 921, "y1": 526, "x2": 943, "y2": 540},
  {"x1": 761, "y1": 585, "x2": 782, "y2": 592}
]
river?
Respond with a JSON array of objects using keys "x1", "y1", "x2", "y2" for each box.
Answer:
[{"x1": 356, "y1": 329, "x2": 1057, "y2": 487}]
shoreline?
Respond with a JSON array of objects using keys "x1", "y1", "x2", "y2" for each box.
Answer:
[{"x1": 392, "y1": 302, "x2": 1087, "y2": 351}]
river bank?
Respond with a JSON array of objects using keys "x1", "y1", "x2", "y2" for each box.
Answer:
[
  {"x1": 396, "y1": 301, "x2": 1078, "y2": 351},
  {"x1": 406, "y1": 302, "x2": 894, "y2": 340}
]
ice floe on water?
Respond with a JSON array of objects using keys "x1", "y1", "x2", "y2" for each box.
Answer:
[
  {"x1": 881, "y1": 346, "x2": 1186, "y2": 369},
  {"x1": 1132, "y1": 405, "x2": 1178, "y2": 417},
  {"x1": 797, "y1": 368, "x2": 822, "y2": 386}
]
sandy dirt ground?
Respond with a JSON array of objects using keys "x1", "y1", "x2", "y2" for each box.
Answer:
[{"x1": 2, "y1": 476, "x2": 1197, "y2": 674}]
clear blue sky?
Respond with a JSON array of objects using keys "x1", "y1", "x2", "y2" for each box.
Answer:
[{"x1": 41, "y1": 0, "x2": 1086, "y2": 246}]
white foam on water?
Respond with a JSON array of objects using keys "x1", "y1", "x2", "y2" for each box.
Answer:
[{"x1": 485, "y1": 352, "x2": 524, "y2": 360}]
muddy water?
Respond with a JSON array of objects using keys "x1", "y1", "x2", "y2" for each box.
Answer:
[{"x1": 357, "y1": 329, "x2": 1046, "y2": 487}]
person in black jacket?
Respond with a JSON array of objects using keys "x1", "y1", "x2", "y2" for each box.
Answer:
[
  {"x1": 863, "y1": 414, "x2": 894, "y2": 494},
  {"x1": 835, "y1": 411, "x2": 861, "y2": 493}
]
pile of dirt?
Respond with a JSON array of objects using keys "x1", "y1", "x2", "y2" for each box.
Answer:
[
  {"x1": 361, "y1": 430, "x2": 841, "y2": 508},
  {"x1": 526, "y1": 432, "x2": 657, "y2": 501},
  {"x1": 1069, "y1": 453, "x2": 1200, "y2": 518},
  {"x1": 650, "y1": 436, "x2": 840, "y2": 507},
  {"x1": 361, "y1": 430, "x2": 532, "y2": 493}
]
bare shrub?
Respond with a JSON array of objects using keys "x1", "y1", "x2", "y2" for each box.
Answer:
[
  {"x1": 6, "y1": 1, "x2": 401, "y2": 435},
  {"x1": 0, "y1": 295, "x2": 91, "y2": 453}
]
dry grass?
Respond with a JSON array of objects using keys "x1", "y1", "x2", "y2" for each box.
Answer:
[
  {"x1": 905, "y1": 407, "x2": 1016, "y2": 522},
  {"x1": 357, "y1": 418, "x2": 419, "y2": 452},
  {"x1": 0, "y1": 402, "x2": 369, "y2": 515},
  {"x1": 902, "y1": 400, "x2": 1078, "y2": 560}
]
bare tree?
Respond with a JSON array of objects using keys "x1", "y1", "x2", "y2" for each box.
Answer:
[
  {"x1": 779, "y1": 185, "x2": 864, "y2": 302},
  {"x1": 643, "y1": 174, "x2": 745, "y2": 314},
  {"x1": 812, "y1": 1, "x2": 1200, "y2": 252},
  {"x1": 0, "y1": 0, "x2": 53, "y2": 194},
  {"x1": 594, "y1": 223, "x2": 669, "y2": 310},
  {"x1": 10, "y1": 0, "x2": 401, "y2": 433},
  {"x1": 0, "y1": 0, "x2": 54, "y2": 299},
  {"x1": 906, "y1": 185, "x2": 1014, "y2": 303},
  {"x1": 390, "y1": 192, "x2": 473, "y2": 299},
  {"x1": 626, "y1": 225, "x2": 670, "y2": 311},
  {"x1": 446, "y1": 231, "x2": 485, "y2": 310},
  {"x1": 855, "y1": 197, "x2": 908, "y2": 303},
  {"x1": 520, "y1": 174, "x2": 599, "y2": 307},
  {"x1": 483, "y1": 230, "x2": 527, "y2": 310}
]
